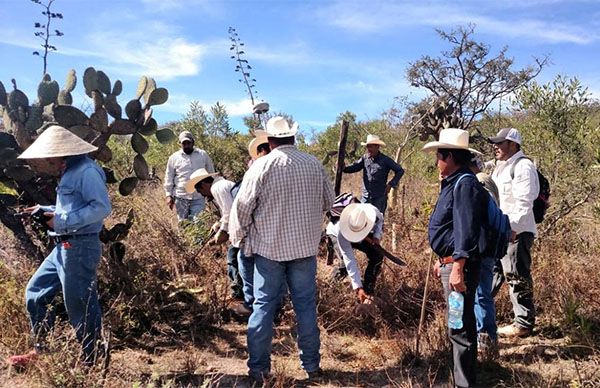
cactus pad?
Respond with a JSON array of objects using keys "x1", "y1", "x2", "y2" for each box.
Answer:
[
  {"x1": 64, "y1": 69, "x2": 77, "y2": 92},
  {"x1": 155, "y1": 127, "x2": 175, "y2": 144},
  {"x1": 131, "y1": 132, "x2": 149, "y2": 154},
  {"x1": 53, "y1": 105, "x2": 89, "y2": 127},
  {"x1": 147, "y1": 87, "x2": 168, "y2": 106},
  {"x1": 110, "y1": 119, "x2": 136, "y2": 135},
  {"x1": 37, "y1": 80, "x2": 59, "y2": 106},
  {"x1": 119, "y1": 176, "x2": 139, "y2": 196}
]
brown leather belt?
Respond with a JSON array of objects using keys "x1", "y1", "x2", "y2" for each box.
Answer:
[{"x1": 439, "y1": 256, "x2": 454, "y2": 264}]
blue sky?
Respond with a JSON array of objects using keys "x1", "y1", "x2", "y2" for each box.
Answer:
[{"x1": 1, "y1": 0, "x2": 600, "y2": 136}]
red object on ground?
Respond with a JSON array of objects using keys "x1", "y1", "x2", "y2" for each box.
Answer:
[{"x1": 7, "y1": 350, "x2": 38, "y2": 367}]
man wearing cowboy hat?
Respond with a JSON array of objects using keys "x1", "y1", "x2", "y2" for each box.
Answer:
[
  {"x1": 8, "y1": 125, "x2": 111, "y2": 367},
  {"x1": 488, "y1": 128, "x2": 539, "y2": 338},
  {"x1": 343, "y1": 134, "x2": 404, "y2": 215},
  {"x1": 247, "y1": 130, "x2": 270, "y2": 167},
  {"x1": 164, "y1": 131, "x2": 215, "y2": 222},
  {"x1": 423, "y1": 128, "x2": 488, "y2": 387},
  {"x1": 185, "y1": 168, "x2": 246, "y2": 304},
  {"x1": 230, "y1": 116, "x2": 335, "y2": 383},
  {"x1": 325, "y1": 194, "x2": 384, "y2": 301}
]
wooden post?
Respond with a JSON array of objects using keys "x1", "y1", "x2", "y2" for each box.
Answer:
[{"x1": 333, "y1": 120, "x2": 349, "y2": 196}]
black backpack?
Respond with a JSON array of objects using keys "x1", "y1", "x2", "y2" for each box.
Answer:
[{"x1": 510, "y1": 157, "x2": 550, "y2": 223}]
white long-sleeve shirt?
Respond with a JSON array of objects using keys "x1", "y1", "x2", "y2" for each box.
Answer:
[
  {"x1": 491, "y1": 150, "x2": 540, "y2": 236},
  {"x1": 164, "y1": 148, "x2": 215, "y2": 200},
  {"x1": 210, "y1": 177, "x2": 235, "y2": 233},
  {"x1": 325, "y1": 206, "x2": 384, "y2": 290}
]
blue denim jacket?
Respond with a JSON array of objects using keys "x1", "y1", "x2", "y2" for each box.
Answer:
[
  {"x1": 428, "y1": 168, "x2": 487, "y2": 261},
  {"x1": 344, "y1": 152, "x2": 404, "y2": 200},
  {"x1": 44, "y1": 155, "x2": 111, "y2": 236}
]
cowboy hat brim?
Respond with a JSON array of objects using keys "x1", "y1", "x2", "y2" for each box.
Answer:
[
  {"x1": 339, "y1": 203, "x2": 377, "y2": 243},
  {"x1": 422, "y1": 141, "x2": 482, "y2": 155},
  {"x1": 361, "y1": 140, "x2": 386, "y2": 146},
  {"x1": 184, "y1": 171, "x2": 219, "y2": 194},
  {"x1": 248, "y1": 135, "x2": 269, "y2": 160}
]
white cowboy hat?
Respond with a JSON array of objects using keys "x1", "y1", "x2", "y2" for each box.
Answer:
[
  {"x1": 18, "y1": 125, "x2": 97, "y2": 159},
  {"x1": 266, "y1": 116, "x2": 298, "y2": 138},
  {"x1": 248, "y1": 134, "x2": 269, "y2": 160},
  {"x1": 339, "y1": 203, "x2": 377, "y2": 243},
  {"x1": 361, "y1": 134, "x2": 386, "y2": 147},
  {"x1": 184, "y1": 168, "x2": 219, "y2": 194},
  {"x1": 422, "y1": 128, "x2": 482, "y2": 155}
]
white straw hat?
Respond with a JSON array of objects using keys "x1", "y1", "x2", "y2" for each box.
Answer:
[
  {"x1": 266, "y1": 116, "x2": 298, "y2": 138},
  {"x1": 422, "y1": 128, "x2": 482, "y2": 155},
  {"x1": 184, "y1": 168, "x2": 219, "y2": 194},
  {"x1": 18, "y1": 125, "x2": 97, "y2": 159},
  {"x1": 339, "y1": 203, "x2": 377, "y2": 242},
  {"x1": 248, "y1": 134, "x2": 269, "y2": 160},
  {"x1": 361, "y1": 134, "x2": 386, "y2": 146}
]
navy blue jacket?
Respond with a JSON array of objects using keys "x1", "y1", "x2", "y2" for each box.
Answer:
[
  {"x1": 344, "y1": 152, "x2": 404, "y2": 200},
  {"x1": 428, "y1": 168, "x2": 488, "y2": 262}
]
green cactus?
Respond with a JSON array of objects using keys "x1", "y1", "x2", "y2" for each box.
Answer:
[
  {"x1": 96, "y1": 70, "x2": 111, "y2": 95},
  {"x1": 83, "y1": 67, "x2": 97, "y2": 97},
  {"x1": 37, "y1": 79, "x2": 59, "y2": 106},
  {"x1": 67, "y1": 125, "x2": 94, "y2": 141},
  {"x1": 139, "y1": 118, "x2": 157, "y2": 136},
  {"x1": 57, "y1": 89, "x2": 73, "y2": 105},
  {"x1": 53, "y1": 105, "x2": 89, "y2": 127},
  {"x1": 135, "y1": 76, "x2": 148, "y2": 100},
  {"x1": 93, "y1": 144, "x2": 113, "y2": 163},
  {"x1": 0, "y1": 81, "x2": 7, "y2": 106},
  {"x1": 143, "y1": 78, "x2": 156, "y2": 105},
  {"x1": 104, "y1": 94, "x2": 122, "y2": 119},
  {"x1": 125, "y1": 99, "x2": 142, "y2": 121},
  {"x1": 118, "y1": 177, "x2": 139, "y2": 196},
  {"x1": 64, "y1": 69, "x2": 77, "y2": 92},
  {"x1": 131, "y1": 132, "x2": 149, "y2": 154},
  {"x1": 25, "y1": 105, "x2": 43, "y2": 132},
  {"x1": 110, "y1": 119, "x2": 136, "y2": 135},
  {"x1": 112, "y1": 80, "x2": 122, "y2": 96},
  {"x1": 8, "y1": 89, "x2": 29, "y2": 111},
  {"x1": 147, "y1": 87, "x2": 168, "y2": 106},
  {"x1": 92, "y1": 90, "x2": 104, "y2": 111},
  {"x1": 90, "y1": 108, "x2": 109, "y2": 133},
  {"x1": 133, "y1": 154, "x2": 150, "y2": 180},
  {"x1": 155, "y1": 127, "x2": 175, "y2": 144}
]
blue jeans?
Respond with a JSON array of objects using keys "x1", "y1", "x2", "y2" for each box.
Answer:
[
  {"x1": 174, "y1": 197, "x2": 205, "y2": 221},
  {"x1": 247, "y1": 255, "x2": 320, "y2": 377},
  {"x1": 475, "y1": 256, "x2": 498, "y2": 341},
  {"x1": 226, "y1": 246, "x2": 243, "y2": 299},
  {"x1": 361, "y1": 195, "x2": 387, "y2": 215},
  {"x1": 238, "y1": 250, "x2": 255, "y2": 308},
  {"x1": 25, "y1": 234, "x2": 102, "y2": 362}
]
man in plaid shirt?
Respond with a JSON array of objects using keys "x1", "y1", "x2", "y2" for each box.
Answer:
[{"x1": 230, "y1": 116, "x2": 335, "y2": 383}]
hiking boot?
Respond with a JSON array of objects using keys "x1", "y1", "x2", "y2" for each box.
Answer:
[
  {"x1": 497, "y1": 324, "x2": 532, "y2": 338},
  {"x1": 306, "y1": 368, "x2": 324, "y2": 381},
  {"x1": 231, "y1": 302, "x2": 252, "y2": 316},
  {"x1": 7, "y1": 350, "x2": 38, "y2": 368}
]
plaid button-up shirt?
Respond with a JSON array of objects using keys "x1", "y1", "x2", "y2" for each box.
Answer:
[{"x1": 230, "y1": 144, "x2": 335, "y2": 261}]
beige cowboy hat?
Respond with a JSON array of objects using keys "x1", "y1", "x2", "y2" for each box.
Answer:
[
  {"x1": 340, "y1": 203, "x2": 377, "y2": 243},
  {"x1": 248, "y1": 134, "x2": 269, "y2": 160},
  {"x1": 185, "y1": 168, "x2": 219, "y2": 194},
  {"x1": 266, "y1": 116, "x2": 298, "y2": 138},
  {"x1": 422, "y1": 128, "x2": 482, "y2": 155},
  {"x1": 361, "y1": 134, "x2": 386, "y2": 147},
  {"x1": 17, "y1": 125, "x2": 97, "y2": 159}
]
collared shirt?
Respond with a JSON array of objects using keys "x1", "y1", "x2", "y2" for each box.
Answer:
[
  {"x1": 49, "y1": 155, "x2": 111, "y2": 236},
  {"x1": 491, "y1": 150, "x2": 539, "y2": 236},
  {"x1": 325, "y1": 205, "x2": 384, "y2": 289},
  {"x1": 343, "y1": 152, "x2": 404, "y2": 200},
  {"x1": 210, "y1": 177, "x2": 235, "y2": 233},
  {"x1": 164, "y1": 148, "x2": 215, "y2": 200},
  {"x1": 428, "y1": 168, "x2": 488, "y2": 261},
  {"x1": 229, "y1": 144, "x2": 335, "y2": 261}
]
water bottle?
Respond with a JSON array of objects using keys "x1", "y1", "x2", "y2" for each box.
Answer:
[{"x1": 448, "y1": 291, "x2": 464, "y2": 329}]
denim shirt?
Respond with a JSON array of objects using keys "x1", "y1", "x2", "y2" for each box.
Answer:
[
  {"x1": 428, "y1": 168, "x2": 487, "y2": 262},
  {"x1": 45, "y1": 155, "x2": 112, "y2": 236},
  {"x1": 344, "y1": 152, "x2": 404, "y2": 200}
]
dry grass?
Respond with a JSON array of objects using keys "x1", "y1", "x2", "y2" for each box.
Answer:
[{"x1": 1, "y1": 173, "x2": 600, "y2": 387}]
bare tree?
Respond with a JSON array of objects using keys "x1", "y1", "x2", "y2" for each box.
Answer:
[
  {"x1": 406, "y1": 24, "x2": 549, "y2": 130},
  {"x1": 31, "y1": 0, "x2": 64, "y2": 75}
]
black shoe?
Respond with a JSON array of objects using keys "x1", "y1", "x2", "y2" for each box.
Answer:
[{"x1": 306, "y1": 368, "x2": 324, "y2": 381}]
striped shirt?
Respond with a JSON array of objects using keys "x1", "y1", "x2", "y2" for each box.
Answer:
[{"x1": 230, "y1": 144, "x2": 335, "y2": 261}]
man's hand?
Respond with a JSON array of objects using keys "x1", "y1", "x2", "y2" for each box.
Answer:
[
  {"x1": 433, "y1": 262, "x2": 441, "y2": 278},
  {"x1": 212, "y1": 230, "x2": 229, "y2": 245},
  {"x1": 211, "y1": 221, "x2": 221, "y2": 233},
  {"x1": 385, "y1": 184, "x2": 392, "y2": 195},
  {"x1": 449, "y1": 258, "x2": 466, "y2": 292},
  {"x1": 356, "y1": 288, "x2": 369, "y2": 303},
  {"x1": 44, "y1": 212, "x2": 55, "y2": 230},
  {"x1": 166, "y1": 196, "x2": 175, "y2": 210}
]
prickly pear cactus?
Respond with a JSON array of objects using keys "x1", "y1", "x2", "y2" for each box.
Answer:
[
  {"x1": 0, "y1": 67, "x2": 175, "y2": 203},
  {"x1": 415, "y1": 101, "x2": 464, "y2": 141}
]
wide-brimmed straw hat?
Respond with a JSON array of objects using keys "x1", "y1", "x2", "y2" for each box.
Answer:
[
  {"x1": 422, "y1": 128, "x2": 482, "y2": 155},
  {"x1": 361, "y1": 134, "x2": 386, "y2": 147},
  {"x1": 266, "y1": 116, "x2": 298, "y2": 138},
  {"x1": 17, "y1": 125, "x2": 97, "y2": 159},
  {"x1": 340, "y1": 203, "x2": 377, "y2": 242},
  {"x1": 248, "y1": 134, "x2": 269, "y2": 160},
  {"x1": 184, "y1": 168, "x2": 219, "y2": 194}
]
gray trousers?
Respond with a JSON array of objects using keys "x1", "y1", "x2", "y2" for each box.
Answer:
[{"x1": 492, "y1": 232, "x2": 535, "y2": 330}]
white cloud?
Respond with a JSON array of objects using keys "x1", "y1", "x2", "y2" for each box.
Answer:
[
  {"x1": 316, "y1": 1, "x2": 598, "y2": 44},
  {"x1": 159, "y1": 93, "x2": 253, "y2": 117}
]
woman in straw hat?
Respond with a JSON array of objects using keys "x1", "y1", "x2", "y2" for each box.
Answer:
[
  {"x1": 7, "y1": 125, "x2": 111, "y2": 368},
  {"x1": 423, "y1": 128, "x2": 488, "y2": 387}
]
